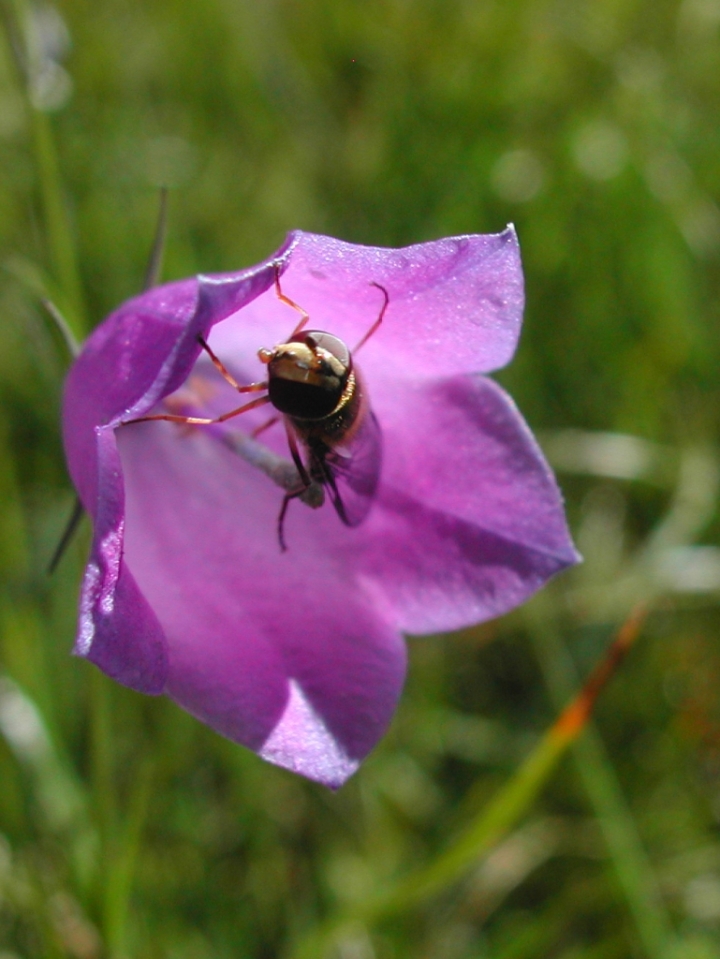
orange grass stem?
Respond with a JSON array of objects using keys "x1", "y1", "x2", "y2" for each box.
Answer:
[
  {"x1": 554, "y1": 603, "x2": 647, "y2": 741},
  {"x1": 290, "y1": 605, "x2": 649, "y2": 959}
]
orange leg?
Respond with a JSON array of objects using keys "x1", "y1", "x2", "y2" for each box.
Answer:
[
  {"x1": 124, "y1": 394, "x2": 271, "y2": 427},
  {"x1": 274, "y1": 263, "x2": 310, "y2": 337},
  {"x1": 197, "y1": 334, "x2": 267, "y2": 394}
]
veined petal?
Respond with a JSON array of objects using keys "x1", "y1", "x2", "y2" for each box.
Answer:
[
  {"x1": 352, "y1": 375, "x2": 580, "y2": 634},
  {"x1": 63, "y1": 257, "x2": 283, "y2": 507},
  {"x1": 116, "y1": 422, "x2": 406, "y2": 787},
  {"x1": 205, "y1": 227, "x2": 524, "y2": 388},
  {"x1": 76, "y1": 426, "x2": 168, "y2": 693}
]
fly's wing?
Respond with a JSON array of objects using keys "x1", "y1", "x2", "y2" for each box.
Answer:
[{"x1": 316, "y1": 411, "x2": 383, "y2": 528}]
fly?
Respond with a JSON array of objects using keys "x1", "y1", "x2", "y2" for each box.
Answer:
[{"x1": 125, "y1": 266, "x2": 388, "y2": 551}]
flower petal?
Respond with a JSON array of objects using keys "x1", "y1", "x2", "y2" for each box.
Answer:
[
  {"x1": 62, "y1": 257, "x2": 285, "y2": 506},
  {"x1": 283, "y1": 226, "x2": 524, "y2": 378},
  {"x1": 353, "y1": 375, "x2": 580, "y2": 634},
  {"x1": 116, "y1": 422, "x2": 407, "y2": 787},
  {"x1": 202, "y1": 228, "x2": 524, "y2": 390},
  {"x1": 75, "y1": 426, "x2": 168, "y2": 693}
]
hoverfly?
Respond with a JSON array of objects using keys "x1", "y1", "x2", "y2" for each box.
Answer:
[{"x1": 126, "y1": 266, "x2": 389, "y2": 551}]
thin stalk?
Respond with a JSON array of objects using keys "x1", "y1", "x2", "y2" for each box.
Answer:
[
  {"x1": 289, "y1": 607, "x2": 645, "y2": 959},
  {"x1": 104, "y1": 757, "x2": 153, "y2": 957},
  {"x1": 143, "y1": 187, "x2": 169, "y2": 290},
  {"x1": 2, "y1": 0, "x2": 86, "y2": 334},
  {"x1": 527, "y1": 596, "x2": 677, "y2": 958},
  {"x1": 29, "y1": 106, "x2": 86, "y2": 332},
  {"x1": 89, "y1": 670, "x2": 118, "y2": 941}
]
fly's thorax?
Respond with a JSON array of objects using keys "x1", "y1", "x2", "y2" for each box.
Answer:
[
  {"x1": 291, "y1": 368, "x2": 367, "y2": 448},
  {"x1": 259, "y1": 330, "x2": 353, "y2": 420}
]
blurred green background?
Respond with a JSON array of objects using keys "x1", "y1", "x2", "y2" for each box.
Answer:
[{"x1": 1, "y1": 0, "x2": 720, "y2": 956}]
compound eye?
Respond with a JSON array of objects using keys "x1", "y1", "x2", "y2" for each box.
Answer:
[{"x1": 293, "y1": 331, "x2": 351, "y2": 370}]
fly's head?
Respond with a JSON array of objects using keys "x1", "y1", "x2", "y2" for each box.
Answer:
[{"x1": 259, "y1": 331, "x2": 352, "y2": 420}]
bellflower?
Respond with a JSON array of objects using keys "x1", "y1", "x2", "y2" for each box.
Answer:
[{"x1": 63, "y1": 227, "x2": 579, "y2": 788}]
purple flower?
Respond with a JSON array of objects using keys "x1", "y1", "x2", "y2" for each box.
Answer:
[{"x1": 62, "y1": 228, "x2": 579, "y2": 788}]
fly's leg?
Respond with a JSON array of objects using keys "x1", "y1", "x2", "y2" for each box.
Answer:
[
  {"x1": 197, "y1": 334, "x2": 267, "y2": 394},
  {"x1": 277, "y1": 474, "x2": 325, "y2": 552},
  {"x1": 124, "y1": 334, "x2": 270, "y2": 427},
  {"x1": 274, "y1": 422, "x2": 314, "y2": 552},
  {"x1": 352, "y1": 281, "x2": 389, "y2": 354},
  {"x1": 252, "y1": 415, "x2": 280, "y2": 438},
  {"x1": 284, "y1": 421, "x2": 312, "y2": 486},
  {"x1": 317, "y1": 457, "x2": 352, "y2": 527},
  {"x1": 277, "y1": 488, "x2": 307, "y2": 553},
  {"x1": 124, "y1": 394, "x2": 271, "y2": 427},
  {"x1": 274, "y1": 263, "x2": 310, "y2": 337}
]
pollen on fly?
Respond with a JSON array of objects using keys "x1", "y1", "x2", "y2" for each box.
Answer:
[{"x1": 123, "y1": 266, "x2": 389, "y2": 551}]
